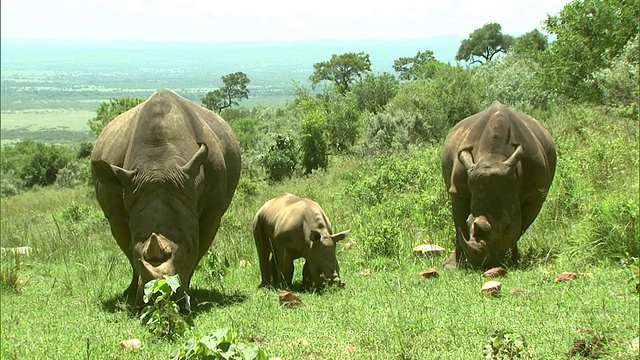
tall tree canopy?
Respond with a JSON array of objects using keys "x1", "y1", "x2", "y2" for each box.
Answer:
[
  {"x1": 392, "y1": 50, "x2": 436, "y2": 81},
  {"x1": 87, "y1": 97, "x2": 145, "y2": 136},
  {"x1": 202, "y1": 71, "x2": 251, "y2": 113},
  {"x1": 511, "y1": 29, "x2": 549, "y2": 55},
  {"x1": 309, "y1": 52, "x2": 371, "y2": 94},
  {"x1": 543, "y1": 0, "x2": 639, "y2": 102},
  {"x1": 455, "y1": 23, "x2": 514, "y2": 64}
]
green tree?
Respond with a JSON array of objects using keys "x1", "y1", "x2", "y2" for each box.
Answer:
[
  {"x1": 543, "y1": 0, "x2": 639, "y2": 102},
  {"x1": 392, "y1": 50, "x2": 436, "y2": 81},
  {"x1": 456, "y1": 23, "x2": 515, "y2": 64},
  {"x1": 350, "y1": 72, "x2": 399, "y2": 114},
  {"x1": 202, "y1": 72, "x2": 251, "y2": 113},
  {"x1": 511, "y1": 29, "x2": 548, "y2": 56},
  {"x1": 309, "y1": 52, "x2": 372, "y2": 94},
  {"x1": 87, "y1": 97, "x2": 145, "y2": 136}
]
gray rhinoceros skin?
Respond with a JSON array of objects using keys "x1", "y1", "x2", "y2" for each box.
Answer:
[
  {"x1": 91, "y1": 89, "x2": 240, "y2": 304},
  {"x1": 441, "y1": 101, "x2": 556, "y2": 269}
]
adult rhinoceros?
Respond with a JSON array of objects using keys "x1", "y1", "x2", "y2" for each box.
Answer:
[
  {"x1": 441, "y1": 101, "x2": 556, "y2": 269},
  {"x1": 91, "y1": 89, "x2": 240, "y2": 304}
]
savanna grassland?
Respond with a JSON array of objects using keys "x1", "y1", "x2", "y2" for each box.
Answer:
[
  {"x1": 1, "y1": 103, "x2": 638, "y2": 359},
  {"x1": 1, "y1": 2, "x2": 639, "y2": 358}
]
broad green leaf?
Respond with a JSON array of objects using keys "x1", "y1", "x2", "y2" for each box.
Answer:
[{"x1": 164, "y1": 274, "x2": 182, "y2": 293}]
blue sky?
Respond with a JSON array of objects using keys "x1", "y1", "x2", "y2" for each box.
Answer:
[{"x1": 1, "y1": 0, "x2": 571, "y2": 42}]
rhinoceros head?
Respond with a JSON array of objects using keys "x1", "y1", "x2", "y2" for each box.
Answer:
[
  {"x1": 304, "y1": 229, "x2": 349, "y2": 288},
  {"x1": 458, "y1": 145, "x2": 524, "y2": 268},
  {"x1": 98, "y1": 144, "x2": 208, "y2": 304}
]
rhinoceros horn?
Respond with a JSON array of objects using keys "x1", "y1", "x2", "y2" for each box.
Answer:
[{"x1": 144, "y1": 233, "x2": 172, "y2": 264}]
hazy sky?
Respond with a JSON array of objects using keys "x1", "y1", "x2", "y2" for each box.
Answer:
[{"x1": 1, "y1": 0, "x2": 571, "y2": 42}]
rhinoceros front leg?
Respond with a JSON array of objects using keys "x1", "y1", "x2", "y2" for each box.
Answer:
[
  {"x1": 444, "y1": 197, "x2": 471, "y2": 270},
  {"x1": 106, "y1": 218, "x2": 137, "y2": 300},
  {"x1": 272, "y1": 247, "x2": 295, "y2": 289},
  {"x1": 252, "y1": 222, "x2": 274, "y2": 287}
]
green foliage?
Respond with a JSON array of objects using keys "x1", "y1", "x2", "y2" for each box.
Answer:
[
  {"x1": 236, "y1": 177, "x2": 258, "y2": 197},
  {"x1": 313, "y1": 88, "x2": 361, "y2": 152},
  {"x1": 171, "y1": 328, "x2": 271, "y2": 360},
  {"x1": 202, "y1": 252, "x2": 230, "y2": 281},
  {"x1": 473, "y1": 54, "x2": 550, "y2": 111},
  {"x1": 392, "y1": 50, "x2": 436, "y2": 81},
  {"x1": 228, "y1": 116, "x2": 261, "y2": 152},
  {"x1": 261, "y1": 134, "x2": 298, "y2": 183},
  {"x1": 381, "y1": 63, "x2": 482, "y2": 146},
  {"x1": 87, "y1": 97, "x2": 145, "y2": 136},
  {"x1": 1, "y1": 140, "x2": 75, "y2": 191},
  {"x1": 592, "y1": 34, "x2": 639, "y2": 110},
  {"x1": 349, "y1": 72, "x2": 399, "y2": 114},
  {"x1": 299, "y1": 106, "x2": 329, "y2": 174},
  {"x1": 202, "y1": 72, "x2": 251, "y2": 113},
  {"x1": 483, "y1": 329, "x2": 532, "y2": 359},
  {"x1": 456, "y1": 23, "x2": 514, "y2": 64},
  {"x1": 55, "y1": 159, "x2": 92, "y2": 188},
  {"x1": 543, "y1": 0, "x2": 639, "y2": 102},
  {"x1": 75, "y1": 139, "x2": 93, "y2": 159},
  {"x1": 309, "y1": 52, "x2": 372, "y2": 94},
  {"x1": 140, "y1": 274, "x2": 193, "y2": 339},
  {"x1": 510, "y1": 29, "x2": 548, "y2": 57}
]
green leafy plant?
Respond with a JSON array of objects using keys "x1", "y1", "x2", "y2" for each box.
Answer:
[
  {"x1": 170, "y1": 328, "x2": 271, "y2": 360},
  {"x1": 483, "y1": 329, "x2": 532, "y2": 359},
  {"x1": 139, "y1": 274, "x2": 193, "y2": 339},
  {"x1": 261, "y1": 134, "x2": 298, "y2": 183},
  {"x1": 204, "y1": 252, "x2": 230, "y2": 281}
]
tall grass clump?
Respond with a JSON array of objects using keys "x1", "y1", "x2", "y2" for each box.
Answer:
[{"x1": 532, "y1": 104, "x2": 639, "y2": 264}]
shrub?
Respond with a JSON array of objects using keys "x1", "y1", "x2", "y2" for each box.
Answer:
[
  {"x1": 349, "y1": 72, "x2": 399, "y2": 114},
  {"x1": 55, "y1": 159, "x2": 92, "y2": 188},
  {"x1": 473, "y1": 54, "x2": 551, "y2": 111},
  {"x1": 299, "y1": 107, "x2": 329, "y2": 174},
  {"x1": 171, "y1": 328, "x2": 271, "y2": 360},
  {"x1": 140, "y1": 275, "x2": 193, "y2": 339},
  {"x1": 1, "y1": 140, "x2": 74, "y2": 189},
  {"x1": 261, "y1": 134, "x2": 298, "y2": 183}
]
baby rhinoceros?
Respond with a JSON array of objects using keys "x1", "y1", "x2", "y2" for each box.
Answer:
[{"x1": 253, "y1": 193, "x2": 349, "y2": 289}]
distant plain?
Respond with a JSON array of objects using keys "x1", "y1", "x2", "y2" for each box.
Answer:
[{"x1": 0, "y1": 37, "x2": 460, "y2": 144}]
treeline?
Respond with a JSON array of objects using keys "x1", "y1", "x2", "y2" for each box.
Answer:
[{"x1": 1, "y1": 0, "x2": 637, "y2": 196}]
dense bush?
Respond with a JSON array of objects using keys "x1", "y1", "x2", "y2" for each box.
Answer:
[
  {"x1": 349, "y1": 72, "x2": 399, "y2": 114},
  {"x1": 0, "y1": 140, "x2": 74, "y2": 193},
  {"x1": 592, "y1": 34, "x2": 639, "y2": 113},
  {"x1": 55, "y1": 159, "x2": 92, "y2": 188},
  {"x1": 299, "y1": 106, "x2": 329, "y2": 174},
  {"x1": 260, "y1": 134, "x2": 298, "y2": 183},
  {"x1": 473, "y1": 54, "x2": 551, "y2": 111}
]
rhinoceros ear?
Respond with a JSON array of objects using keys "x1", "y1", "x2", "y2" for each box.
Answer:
[
  {"x1": 458, "y1": 150, "x2": 475, "y2": 170},
  {"x1": 92, "y1": 160, "x2": 137, "y2": 189},
  {"x1": 181, "y1": 143, "x2": 208, "y2": 179},
  {"x1": 331, "y1": 230, "x2": 350, "y2": 242}
]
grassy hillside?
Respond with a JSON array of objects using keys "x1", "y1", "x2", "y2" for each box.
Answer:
[{"x1": 1, "y1": 103, "x2": 638, "y2": 359}]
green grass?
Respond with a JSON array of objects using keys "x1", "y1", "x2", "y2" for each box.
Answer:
[{"x1": 1, "y1": 104, "x2": 638, "y2": 359}]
